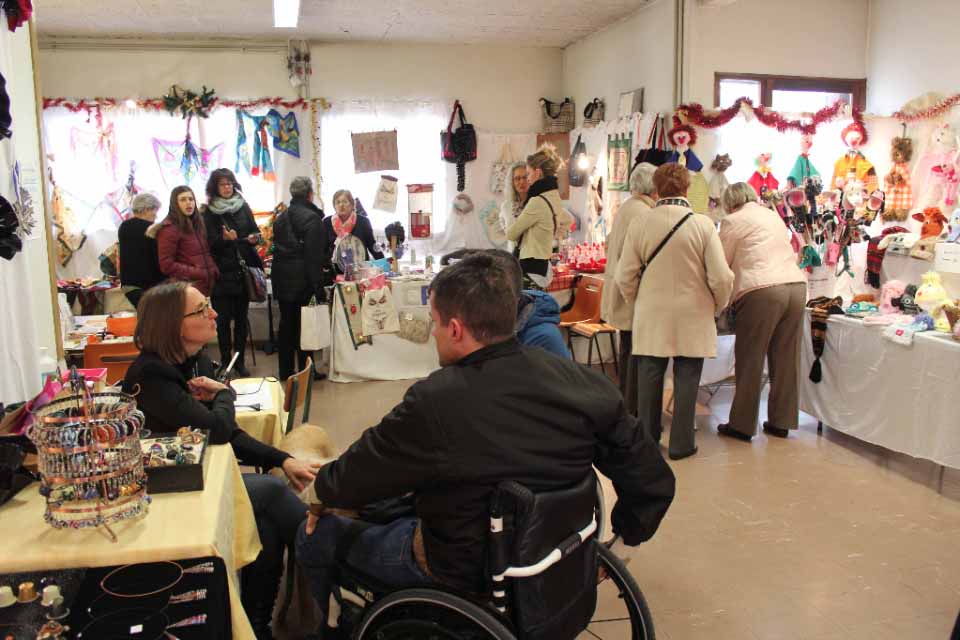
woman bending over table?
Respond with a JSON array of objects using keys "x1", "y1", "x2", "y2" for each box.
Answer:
[{"x1": 123, "y1": 281, "x2": 320, "y2": 639}]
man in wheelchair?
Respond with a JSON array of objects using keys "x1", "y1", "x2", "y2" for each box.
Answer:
[{"x1": 297, "y1": 253, "x2": 676, "y2": 639}]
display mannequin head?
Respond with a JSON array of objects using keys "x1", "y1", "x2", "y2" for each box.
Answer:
[
  {"x1": 428, "y1": 253, "x2": 518, "y2": 366},
  {"x1": 135, "y1": 282, "x2": 217, "y2": 363}
]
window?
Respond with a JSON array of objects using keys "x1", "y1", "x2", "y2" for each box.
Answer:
[{"x1": 715, "y1": 73, "x2": 866, "y2": 110}]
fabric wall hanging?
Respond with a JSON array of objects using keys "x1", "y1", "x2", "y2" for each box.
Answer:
[
  {"x1": 440, "y1": 101, "x2": 477, "y2": 192},
  {"x1": 236, "y1": 111, "x2": 276, "y2": 181},
  {"x1": 287, "y1": 40, "x2": 312, "y2": 88},
  {"x1": 50, "y1": 182, "x2": 86, "y2": 267},
  {"x1": 688, "y1": 172, "x2": 710, "y2": 214},
  {"x1": 70, "y1": 122, "x2": 118, "y2": 182},
  {"x1": 361, "y1": 283, "x2": 400, "y2": 336},
  {"x1": 407, "y1": 183, "x2": 433, "y2": 238},
  {"x1": 266, "y1": 109, "x2": 301, "y2": 158},
  {"x1": 489, "y1": 143, "x2": 515, "y2": 195},
  {"x1": 582, "y1": 99, "x2": 605, "y2": 128},
  {"x1": 153, "y1": 136, "x2": 223, "y2": 187},
  {"x1": 372, "y1": 175, "x2": 399, "y2": 212},
  {"x1": 607, "y1": 133, "x2": 633, "y2": 192},
  {"x1": 540, "y1": 98, "x2": 575, "y2": 133},
  {"x1": 478, "y1": 199, "x2": 507, "y2": 249},
  {"x1": 537, "y1": 133, "x2": 571, "y2": 199},
  {"x1": 352, "y1": 130, "x2": 399, "y2": 173}
]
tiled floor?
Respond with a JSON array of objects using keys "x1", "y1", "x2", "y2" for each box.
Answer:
[{"x1": 247, "y1": 353, "x2": 960, "y2": 639}]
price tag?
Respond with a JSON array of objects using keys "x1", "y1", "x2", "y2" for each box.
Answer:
[
  {"x1": 935, "y1": 242, "x2": 960, "y2": 274},
  {"x1": 130, "y1": 624, "x2": 144, "y2": 634}
]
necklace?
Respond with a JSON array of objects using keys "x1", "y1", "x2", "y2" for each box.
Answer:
[{"x1": 99, "y1": 561, "x2": 183, "y2": 598}]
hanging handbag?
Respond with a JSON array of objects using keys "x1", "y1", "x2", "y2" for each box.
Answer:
[
  {"x1": 489, "y1": 143, "x2": 515, "y2": 195},
  {"x1": 582, "y1": 98, "x2": 605, "y2": 128},
  {"x1": 634, "y1": 115, "x2": 670, "y2": 167},
  {"x1": 569, "y1": 134, "x2": 589, "y2": 188},
  {"x1": 540, "y1": 98, "x2": 575, "y2": 133},
  {"x1": 440, "y1": 100, "x2": 477, "y2": 191}
]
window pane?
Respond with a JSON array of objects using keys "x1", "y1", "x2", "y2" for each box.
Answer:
[
  {"x1": 718, "y1": 79, "x2": 761, "y2": 107},
  {"x1": 771, "y1": 90, "x2": 851, "y2": 112}
]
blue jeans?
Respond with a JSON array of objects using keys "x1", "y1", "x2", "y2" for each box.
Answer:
[{"x1": 296, "y1": 516, "x2": 436, "y2": 623}]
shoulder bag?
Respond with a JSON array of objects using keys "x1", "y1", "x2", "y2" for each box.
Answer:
[
  {"x1": 638, "y1": 211, "x2": 694, "y2": 283},
  {"x1": 513, "y1": 195, "x2": 558, "y2": 259}
]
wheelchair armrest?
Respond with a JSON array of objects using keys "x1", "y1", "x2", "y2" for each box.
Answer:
[{"x1": 494, "y1": 514, "x2": 597, "y2": 580}]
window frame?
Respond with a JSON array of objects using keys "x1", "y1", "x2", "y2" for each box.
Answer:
[{"x1": 714, "y1": 73, "x2": 867, "y2": 111}]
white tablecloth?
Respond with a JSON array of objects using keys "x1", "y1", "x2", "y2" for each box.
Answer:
[{"x1": 799, "y1": 312, "x2": 960, "y2": 469}]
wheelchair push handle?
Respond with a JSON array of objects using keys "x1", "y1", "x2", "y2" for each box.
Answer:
[{"x1": 492, "y1": 514, "x2": 598, "y2": 580}]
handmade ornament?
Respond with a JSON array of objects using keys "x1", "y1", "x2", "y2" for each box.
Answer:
[
  {"x1": 832, "y1": 120, "x2": 879, "y2": 193},
  {"x1": 163, "y1": 85, "x2": 216, "y2": 119},
  {"x1": 915, "y1": 271, "x2": 952, "y2": 331},
  {"x1": 666, "y1": 118, "x2": 703, "y2": 171},
  {"x1": 748, "y1": 152, "x2": 778, "y2": 197},
  {"x1": 883, "y1": 313, "x2": 934, "y2": 346},
  {"x1": 865, "y1": 225, "x2": 909, "y2": 288},
  {"x1": 352, "y1": 130, "x2": 399, "y2": 173},
  {"x1": 407, "y1": 184, "x2": 433, "y2": 238},
  {"x1": 863, "y1": 189, "x2": 885, "y2": 224},
  {"x1": 883, "y1": 137, "x2": 914, "y2": 221},
  {"x1": 265, "y1": 109, "x2": 300, "y2": 158},
  {"x1": 805, "y1": 296, "x2": 845, "y2": 383},
  {"x1": 372, "y1": 175, "x2": 399, "y2": 212},
  {"x1": 286, "y1": 39, "x2": 312, "y2": 88},
  {"x1": 361, "y1": 282, "x2": 400, "y2": 336},
  {"x1": 152, "y1": 136, "x2": 223, "y2": 187},
  {"x1": 910, "y1": 236, "x2": 939, "y2": 261},
  {"x1": 235, "y1": 111, "x2": 275, "y2": 181},
  {"x1": 708, "y1": 154, "x2": 732, "y2": 218},
  {"x1": 913, "y1": 123, "x2": 960, "y2": 209},
  {"x1": 607, "y1": 133, "x2": 633, "y2": 191},
  {"x1": 913, "y1": 207, "x2": 949, "y2": 239},
  {"x1": 788, "y1": 134, "x2": 822, "y2": 190}
]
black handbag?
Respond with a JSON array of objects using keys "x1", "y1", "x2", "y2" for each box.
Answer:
[
  {"x1": 635, "y1": 114, "x2": 670, "y2": 167},
  {"x1": 441, "y1": 100, "x2": 477, "y2": 191}
]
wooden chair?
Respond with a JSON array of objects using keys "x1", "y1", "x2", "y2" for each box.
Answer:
[
  {"x1": 283, "y1": 357, "x2": 313, "y2": 435},
  {"x1": 83, "y1": 341, "x2": 140, "y2": 386},
  {"x1": 559, "y1": 275, "x2": 618, "y2": 378}
]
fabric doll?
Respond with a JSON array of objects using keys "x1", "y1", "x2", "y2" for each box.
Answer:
[
  {"x1": 914, "y1": 271, "x2": 952, "y2": 332},
  {"x1": 913, "y1": 123, "x2": 960, "y2": 210},
  {"x1": 708, "y1": 154, "x2": 732, "y2": 218},
  {"x1": 788, "y1": 134, "x2": 822, "y2": 190},
  {"x1": 748, "y1": 152, "x2": 779, "y2": 198},
  {"x1": 883, "y1": 137, "x2": 914, "y2": 221},
  {"x1": 832, "y1": 121, "x2": 879, "y2": 193},
  {"x1": 666, "y1": 119, "x2": 703, "y2": 171}
]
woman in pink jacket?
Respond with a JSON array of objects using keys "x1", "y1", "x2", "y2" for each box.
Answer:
[
  {"x1": 156, "y1": 186, "x2": 219, "y2": 297},
  {"x1": 717, "y1": 183, "x2": 806, "y2": 441}
]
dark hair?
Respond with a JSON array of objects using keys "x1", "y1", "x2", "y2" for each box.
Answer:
[
  {"x1": 134, "y1": 281, "x2": 190, "y2": 364},
  {"x1": 166, "y1": 186, "x2": 203, "y2": 235},
  {"x1": 205, "y1": 168, "x2": 242, "y2": 203},
  {"x1": 475, "y1": 249, "x2": 522, "y2": 296},
  {"x1": 653, "y1": 163, "x2": 691, "y2": 198},
  {"x1": 428, "y1": 253, "x2": 518, "y2": 344}
]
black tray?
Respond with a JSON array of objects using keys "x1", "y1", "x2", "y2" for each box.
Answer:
[{"x1": 141, "y1": 431, "x2": 209, "y2": 494}]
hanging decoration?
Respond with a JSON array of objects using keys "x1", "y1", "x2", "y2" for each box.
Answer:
[
  {"x1": 407, "y1": 183, "x2": 434, "y2": 239},
  {"x1": 2, "y1": 0, "x2": 32, "y2": 32},
  {"x1": 287, "y1": 40, "x2": 313, "y2": 88},
  {"x1": 351, "y1": 130, "x2": 400, "y2": 173},
  {"x1": 102, "y1": 162, "x2": 142, "y2": 224},
  {"x1": 675, "y1": 97, "x2": 847, "y2": 135},
  {"x1": 11, "y1": 161, "x2": 36, "y2": 240},
  {"x1": 892, "y1": 93, "x2": 960, "y2": 123},
  {"x1": 607, "y1": 133, "x2": 633, "y2": 192},
  {"x1": 235, "y1": 111, "x2": 276, "y2": 181},
  {"x1": 163, "y1": 85, "x2": 217, "y2": 119},
  {"x1": 70, "y1": 115, "x2": 119, "y2": 182},
  {"x1": 372, "y1": 175, "x2": 399, "y2": 212},
  {"x1": 152, "y1": 135, "x2": 223, "y2": 187},
  {"x1": 50, "y1": 178, "x2": 87, "y2": 267},
  {"x1": 310, "y1": 102, "x2": 322, "y2": 206},
  {"x1": 266, "y1": 109, "x2": 301, "y2": 158},
  {"x1": 43, "y1": 96, "x2": 331, "y2": 114},
  {"x1": 666, "y1": 117, "x2": 703, "y2": 170}
]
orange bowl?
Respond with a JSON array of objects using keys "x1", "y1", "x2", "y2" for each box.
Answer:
[{"x1": 106, "y1": 314, "x2": 137, "y2": 337}]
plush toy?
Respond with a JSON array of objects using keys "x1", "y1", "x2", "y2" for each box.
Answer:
[
  {"x1": 915, "y1": 271, "x2": 952, "y2": 332},
  {"x1": 864, "y1": 189, "x2": 885, "y2": 224},
  {"x1": 910, "y1": 236, "x2": 939, "y2": 261},
  {"x1": 912, "y1": 206, "x2": 949, "y2": 239},
  {"x1": 913, "y1": 124, "x2": 960, "y2": 210},
  {"x1": 708, "y1": 154, "x2": 732, "y2": 218},
  {"x1": 947, "y1": 208, "x2": 960, "y2": 242},
  {"x1": 878, "y1": 232, "x2": 920, "y2": 256},
  {"x1": 788, "y1": 134, "x2": 822, "y2": 189},
  {"x1": 865, "y1": 225, "x2": 909, "y2": 289},
  {"x1": 666, "y1": 119, "x2": 703, "y2": 171},
  {"x1": 892, "y1": 283, "x2": 920, "y2": 315},
  {"x1": 832, "y1": 121, "x2": 879, "y2": 193},
  {"x1": 883, "y1": 137, "x2": 914, "y2": 221},
  {"x1": 879, "y1": 280, "x2": 907, "y2": 314},
  {"x1": 748, "y1": 152, "x2": 778, "y2": 197}
]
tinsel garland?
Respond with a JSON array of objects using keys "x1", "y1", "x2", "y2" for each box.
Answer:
[
  {"x1": 892, "y1": 93, "x2": 960, "y2": 122},
  {"x1": 43, "y1": 96, "x2": 331, "y2": 113},
  {"x1": 310, "y1": 101, "x2": 323, "y2": 208},
  {"x1": 676, "y1": 98, "x2": 847, "y2": 135}
]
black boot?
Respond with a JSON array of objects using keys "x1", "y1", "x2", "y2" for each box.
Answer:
[{"x1": 241, "y1": 566, "x2": 281, "y2": 640}]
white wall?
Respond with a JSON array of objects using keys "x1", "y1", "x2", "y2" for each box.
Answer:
[
  {"x1": 687, "y1": 0, "x2": 868, "y2": 106},
  {"x1": 867, "y1": 0, "x2": 960, "y2": 113},
  {"x1": 562, "y1": 0, "x2": 677, "y2": 123},
  {"x1": 39, "y1": 43, "x2": 563, "y2": 133}
]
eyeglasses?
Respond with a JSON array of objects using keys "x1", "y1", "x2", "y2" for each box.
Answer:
[{"x1": 183, "y1": 298, "x2": 213, "y2": 319}]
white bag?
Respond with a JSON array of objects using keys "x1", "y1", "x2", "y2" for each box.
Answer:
[
  {"x1": 489, "y1": 143, "x2": 515, "y2": 195},
  {"x1": 301, "y1": 298, "x2": 331, "y2": 350},
  {"x1": 373, "y1": 175, "x2": 399, "y2": 212}
]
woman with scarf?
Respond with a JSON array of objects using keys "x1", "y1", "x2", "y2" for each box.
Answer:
[
  {"x1": 499, "y1": 161, "x2": 530, "y2": 253},
  {"x1": 202, "y1": 168, "x2": 262, "y2": 377},
  {"x1": 309, "y1": 189, "x2": 383, "y2": 290},
  {"x1": 506, "y1": 145, "x2": 574, "y2": 288}
]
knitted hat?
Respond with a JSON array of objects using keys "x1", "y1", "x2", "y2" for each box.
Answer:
[
  {"x1": 806, "y1": 296, "x2": 845, "y2": 383},
  {"x1": 865, "y1": 225, "x2": 908, "y2": 289}
]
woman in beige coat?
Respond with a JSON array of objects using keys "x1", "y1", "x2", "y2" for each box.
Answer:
[
  {"x1": 717, "y1": 183, "x2": 806, "y2": 441},
  {"x1": 616, "y1": 164, "x2": 733, "y2": 460},
  {"x1": 506, "y1": 145, "x2": 574, "y2": 288},
  {"x1": 601, "y1": 162, "x2": 657, "y2": 414}
]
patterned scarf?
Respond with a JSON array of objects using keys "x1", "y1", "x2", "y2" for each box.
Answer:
[
  {"x1": 865, "y1": 225, "x2": 908, "y2": 289},
  {"x1": 806, "y1": 296, "x2": 845, "y2": 383},
  {"x1": 332, "y1": 211, "x2": 357, "y2": 239}
]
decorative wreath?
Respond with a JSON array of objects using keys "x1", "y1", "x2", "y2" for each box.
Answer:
[{"x1": 163, "y1": 85, "x2": 217, "y2": 119}]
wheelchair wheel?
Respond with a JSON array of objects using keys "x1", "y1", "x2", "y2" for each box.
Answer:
[
  {"x1": 581, "y1": 544, "x2": 656, "y2": 640},
  {"x1": 355, "y1": 588, "x2": 516, "y2": 640}
]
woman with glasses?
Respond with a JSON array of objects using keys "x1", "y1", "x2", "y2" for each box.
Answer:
[{"x1": 122, "y1": 281, "x2": 320, "y2": 639}]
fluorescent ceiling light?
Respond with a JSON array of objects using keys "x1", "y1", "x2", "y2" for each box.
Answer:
[{"x1": 273, "y1": 0, "x2": 300, "y2": 28}]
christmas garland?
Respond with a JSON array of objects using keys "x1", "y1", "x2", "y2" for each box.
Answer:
[
  {"x1": 892, "y1": 93, "x2": 960, "y2": 123},
  {"x1": 676, "y1": 97, "x2": 847, "y2": 135},
  {"x1": 43, "y1": 96, "x2": 331, "y2": 113},
  {"x1": 163, "y1": 85, "x2": 216, "y2": 119}
]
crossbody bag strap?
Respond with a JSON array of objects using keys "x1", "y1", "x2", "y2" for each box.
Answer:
[
  {"x1": 538, "y1": 194, "x2": 558, "y2": 234},
  {"x1": 642, "y1": 212, "x2": 694, "y2": 277}
]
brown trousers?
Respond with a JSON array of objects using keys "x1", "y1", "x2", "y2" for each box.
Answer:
[{"x1": 728, "y1": 282, "x2": 806, "y2": 436}]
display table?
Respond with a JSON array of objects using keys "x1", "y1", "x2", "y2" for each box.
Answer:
[
  {"x1": 0, "y1": 444, "x2": 260, "y2": 639},
  {"x1": 329, "y1": 281, "x2": 440, "y2": 383},
  {"x1": 234, "y1": 378, "x2": 286, "y2": 447},
  {"x1": 799, "y1": 312, "x2": 960, "y2": 470}
]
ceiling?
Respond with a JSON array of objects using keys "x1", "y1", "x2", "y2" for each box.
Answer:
[{"x1": 36, "y1": 0, "x2": 653, "y2": 47}]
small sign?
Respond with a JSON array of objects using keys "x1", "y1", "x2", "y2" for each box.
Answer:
[{"x1": 935, "y1": 242, "x2": 960, "y2": 274}]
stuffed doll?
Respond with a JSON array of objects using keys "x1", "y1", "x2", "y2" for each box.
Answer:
[
  {"x1": 878, "y1": 231, "x2": 920, "y2": 256},
  {"x1": 947, "y1": 208, "x2": 960, "y2": 242},
  {"x1": 708, "y1": 154, "x2": 732, "y2": 218},
  {"x1": 748, "y1": 152, "x2": 779, "y2": 198},
  {"x1": 913, "y1": 123, "x2": 960, "y2": 210},
  {"x1": 788, "y1": 134, "x2": 822, "y2": 190},
  {"x1": 915, "y1": 271, "x2": 952, "y2": 332},
  {"x1": 883, "y1": 137, "x2": 914, "y2": 221},
  {"x1": 892, "y1": 283, "x2": 920, "y2": 315},
  {"x1": 912, "y1": 206, "x2": 949, "y2": 239},
  {"x1": 832, "y1": 121, "x2": 879, "y2": 193},
  {"x1": 666, "y1": 119, "x2": 703, "y2": 171},
  {"x1": 879, "y1": 280, "x2": 907, "y2": 314}
]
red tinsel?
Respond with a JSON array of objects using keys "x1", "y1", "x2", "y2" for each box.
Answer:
[
  {"x1": 892, "y1": 94, "x2": 960, "y2": 123},
  {"x1": 43, "y1": 96, "x2": 330, "y2": 113},
  {"x1": 676, "y1": 98, "x2": 847, "y2": 135}
]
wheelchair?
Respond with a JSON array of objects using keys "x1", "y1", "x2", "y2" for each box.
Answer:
[{"x1": 326, "y1": 473, "x2": 656, "y2": 640}]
